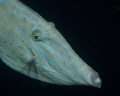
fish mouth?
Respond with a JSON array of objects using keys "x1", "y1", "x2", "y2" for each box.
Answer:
[{"x1": 88, "y1": 71, "x2": 102, "y2": 88}]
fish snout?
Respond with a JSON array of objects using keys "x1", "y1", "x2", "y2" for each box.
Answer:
[{"x1": 88, "y1": 71, "x2": 102, "y2": 88}]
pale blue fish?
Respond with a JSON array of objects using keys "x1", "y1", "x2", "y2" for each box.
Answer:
[{"x1": 0, "y1": 0, "x2": 102, "y2": 88}]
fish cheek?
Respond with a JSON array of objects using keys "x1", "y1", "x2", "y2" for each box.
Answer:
[{"x1": 14, "y1": 46, "x2": 35, "y2": 64}]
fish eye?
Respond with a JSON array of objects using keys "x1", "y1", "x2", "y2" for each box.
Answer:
[
  {"x1": 34, "y1": 35, "x2": 39, "y2": 40},
  {"x1": 32, "y1": 28, "x2": 45, "y2": 41},
  {"x1": 33, "y1": 34, "x2": 41, "y2": 41}
]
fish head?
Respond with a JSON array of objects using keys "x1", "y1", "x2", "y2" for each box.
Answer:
[
  {"x1": 26, "y1": 22, "x2": 102, "y2": 88},
  {"x1": 0, "y1": 0, "x2": 101, "y2": 88}
]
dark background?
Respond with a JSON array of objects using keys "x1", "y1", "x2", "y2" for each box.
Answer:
[{"x1": 0, "y1": 0, "x2": 120, "y2": 96}]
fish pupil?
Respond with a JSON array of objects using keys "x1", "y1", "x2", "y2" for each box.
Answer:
[{"x1": 35, "y1": 36, "x2": 39, "y2": 40}]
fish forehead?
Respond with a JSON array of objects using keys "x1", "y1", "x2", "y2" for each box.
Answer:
[{"x1": 0, "y1": 0, "x2": 102, "y2": 88}]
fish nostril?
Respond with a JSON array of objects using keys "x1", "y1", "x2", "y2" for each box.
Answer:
[{"x1": 90, "y1": 72, "x2": 102, "y2": 88}]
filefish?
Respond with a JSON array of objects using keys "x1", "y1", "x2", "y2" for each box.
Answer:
[{"x1": 0, "y1": 0, "x2": 102, "y2": 88}]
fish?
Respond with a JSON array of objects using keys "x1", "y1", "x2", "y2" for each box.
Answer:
[{"x1": 0, "y1": 0, "x2": 102, "y2": 88}]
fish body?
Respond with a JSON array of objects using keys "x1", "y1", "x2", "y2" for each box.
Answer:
[{"x1": 0, "y1": 0, "x2": 102, "y2": 88}]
